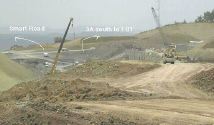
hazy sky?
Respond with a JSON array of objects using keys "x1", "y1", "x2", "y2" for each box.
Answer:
[{"x1": 1, "y1": 0, "x2": 214, "y2": 31}]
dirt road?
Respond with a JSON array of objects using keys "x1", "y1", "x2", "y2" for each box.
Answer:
[
  {"x1": 70, "y1": 63, "x2": 214, "y2": 125},
  {"x1": 111, "y1": 63, "x2": 214, "y2": 98},
  {"x1": 70, "y1": 99, "x2": 214, "y2": 125}
]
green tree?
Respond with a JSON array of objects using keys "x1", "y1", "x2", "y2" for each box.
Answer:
[
  {"x1": 195, "y1": 16, "x2": 203, "y2": 23},
  {"x1": 212, "y1": 10, "x2": 214, "y2": 22},
  {"x1": 195, "y1": 9, "x2": 214, "y2": 23},
  {"x1": 204, "y1": 11, "x2": 212, "y2": 22}
]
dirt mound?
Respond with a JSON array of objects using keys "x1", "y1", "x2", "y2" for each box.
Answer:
[
  {"x1": 0, "y1": 60, "x2": 159, "y2": 124},
  {"x1": 0, "y1": 78, "x2": 146, "y2": 102},
  {"x1": 204, "y1": 40, "x2": 214, "y2": 48},
  {"x1": 95, "y1": 115, "x2": 136, "y2": 125},
  {"x1": 0, "y1": 101, "x2": 94, "y2": 125},
  {"x1": 0, "y1": 78, "x2": 148, "y2": 124},
  {"x1": 191, "y1": 68, "x2": 214, "y2": 95},
  {"x1": 65, "y1": 60, "x2": 160, "y2": 78},
  {"x1": 0, "y1": 101, "x2": 138, "y2": 125}
]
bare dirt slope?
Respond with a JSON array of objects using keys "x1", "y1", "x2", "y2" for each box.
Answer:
[
  {"x1": 63, "y1": 60, "x2": 160, "y2": 78},
  {"x1": 111, "y1": 63, "x2": 214, "y2": 98},
  {"x1": 65, "y1": 63, "x2": 214, "y2": 125},
  {"x1": 0, "y1": 62, "x2": 214, "y2": 125},
  {"x1": 191, "y1": 67, "x2": 214, "y2": 95}
]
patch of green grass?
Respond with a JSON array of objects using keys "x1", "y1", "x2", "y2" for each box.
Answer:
[
  {"x1": 179, "y1": 48, "x2": 214, "y2": 59},
  {"x1": 0, "y1": 71, "x2": 19, "y2": 91},
  {"x1": 0, "y1": 54, "x2": 33, "y2": 91},
  {"x1": 82, "y1": 36, "x2": 136, "y2": 43},
  {"x1": 166, "y1": 33, "x2": 199, "y2": 44},
  {"x1": 138, "y1": 23, "x2": 214, "y2": 44}
]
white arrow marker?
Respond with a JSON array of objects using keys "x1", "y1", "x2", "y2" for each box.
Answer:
[
  {"x1": 15, "y1": 36, "x2": 45, "y2": 51},
  {"x1": 81, "y1": 35, "x2": 100, "y2": 52}
]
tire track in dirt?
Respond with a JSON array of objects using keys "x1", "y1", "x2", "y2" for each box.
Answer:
[
  {"x1": 111, "y1": 63, "x2": 214, "y2": 98},
  {"x1": 69, "y1": 99, "x2": 214, "y2": 125}
]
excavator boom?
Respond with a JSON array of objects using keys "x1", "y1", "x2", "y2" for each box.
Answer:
[{"x1": 151, "y1": 7, "x2": 169, "y2": 46}]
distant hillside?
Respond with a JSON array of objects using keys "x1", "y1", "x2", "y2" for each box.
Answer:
[
  {"x1": 14, "y1": 23, "x2": 214, "y2": 60},
  {"x1": 16, "y1": 23, "x2": 214, "y2": 50},
  {"x1": 0, "y1": 54, "x2": 33, "y2": 91},
  {"x1": 58, "y1": 23, "x2": 214, "y2": 49},
  {"x1": 136, "y1": 23, "x2": 214, "y2": 48}
]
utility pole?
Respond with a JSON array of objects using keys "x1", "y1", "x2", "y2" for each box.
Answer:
[{"x1": 50, "y1": 18, "x2": 73, "y2": 75}]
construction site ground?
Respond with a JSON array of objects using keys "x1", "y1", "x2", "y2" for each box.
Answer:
[{"x1": 0, "y1": 61, "x2": 214, "y2": 125}]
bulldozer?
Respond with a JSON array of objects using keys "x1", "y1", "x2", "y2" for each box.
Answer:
[
  {"x1": 151, "y1": 7, "x2": 178, "y2": 64},
  {"x1": 151, "y1": 7, "x2": 190, "y2": 64},
  {"x1": 163, "y1": 44, "x2": 177, "y2": 64},
  {"x1": 162, "y1": 44, "x2": 191, "y2": 64}
]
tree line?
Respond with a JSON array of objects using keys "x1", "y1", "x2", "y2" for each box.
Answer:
[{"x1": 195, "y1": 10, "x2": 214, "y2": 23}]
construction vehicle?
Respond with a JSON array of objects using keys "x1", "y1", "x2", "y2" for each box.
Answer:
[
  {"x1": 43, "y1": 52, "x2": 49, "y2": 57},
  {"x1": 162, "y1": 44, "x2": 177, "y2": 64},
  {"x1": 151, "y1": 7, "x2": 177, "y2": 64}
]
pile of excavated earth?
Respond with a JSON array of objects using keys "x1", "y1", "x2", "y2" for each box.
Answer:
[
  {"x1": 0, "y1": 60, "x2": 213, "y2": 125},
  {"x1": 0, "y1": 61, "x2": 160, "y2": 125},
  {"x1": 64, "y1": 60, "x2": 160, "y2": 78},
  {"x1": 191, "y1": 68, "x2": 214, "y2": 95},
  {"x1": 0, "y1": 78, "x2": 148, "y2": 103},
  {"x1": 0, "y1": 79, "x2": 146, "y2": 124}
]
